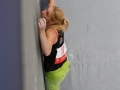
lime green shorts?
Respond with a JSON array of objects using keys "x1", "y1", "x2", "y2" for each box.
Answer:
[{"x1": 45, "y1": 59, "x2": 70, "y2": 90}]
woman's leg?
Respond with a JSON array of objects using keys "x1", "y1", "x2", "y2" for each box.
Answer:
[{"x1": 45, "y1": 60, "x2": 70, "y2": 90}]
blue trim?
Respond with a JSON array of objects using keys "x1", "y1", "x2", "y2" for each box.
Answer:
[{"x1": 0, "y1": 0, "x2": 22, "y2": 90}]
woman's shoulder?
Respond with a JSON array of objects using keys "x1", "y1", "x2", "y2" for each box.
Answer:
[
  {"x1": 46, "y1": 28, "x2": 58, "y2": 37},
  {"x1": 46, "y1": 28, "x2": 64, "y2": 36},
  {"x1": 46, "y1": 27, "x2": 57, "y2": 33}
]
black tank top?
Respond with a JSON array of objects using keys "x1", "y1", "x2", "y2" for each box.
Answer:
[{"x1": 44, "y1": 30, "x2": 67, "y2": 72}]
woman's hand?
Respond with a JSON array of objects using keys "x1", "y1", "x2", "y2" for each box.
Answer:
[{"x1": 38, "y1": 18, "x2": 46, "y2": 32}]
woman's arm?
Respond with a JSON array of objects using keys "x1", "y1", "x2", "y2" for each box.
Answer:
[
  {"x1": 48, "y1": 0, "x2": 55, "y2": 7},
  {"x1": 38, "y1": 18, "x2": 57, "y2": 56}
]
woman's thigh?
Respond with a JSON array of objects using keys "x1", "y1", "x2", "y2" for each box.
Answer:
[{"x1": 45, "y1": 60, "x2": 70, "y2": 90}]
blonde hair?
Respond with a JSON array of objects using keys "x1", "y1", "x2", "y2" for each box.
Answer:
[{"x1": 47, "y1": 6, "x2": 69, "y2": 32}]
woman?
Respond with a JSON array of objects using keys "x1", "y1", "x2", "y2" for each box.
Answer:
[{"x1": 38, "y1": 0, "x2": 70, "y2": 90}]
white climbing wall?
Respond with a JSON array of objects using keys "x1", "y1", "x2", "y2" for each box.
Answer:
[{"x1": 55, "y1": 0, "x2": 120, "y2": 90}]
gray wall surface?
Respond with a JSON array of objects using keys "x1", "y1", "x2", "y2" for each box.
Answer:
[
  {"x1": 55, "y1": 0, "x2": 120, "y2": 90},
  {"x1": 21, "y1": 0, "x2": 45, "y2": 90},
  {"x1": 23, "y1": 0, "x2": 120, "y2": 90}
]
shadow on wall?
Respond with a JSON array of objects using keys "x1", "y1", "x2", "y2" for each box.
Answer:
[{"x1": 40, "y1": 0, "x2": 49, "y2": 11}]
